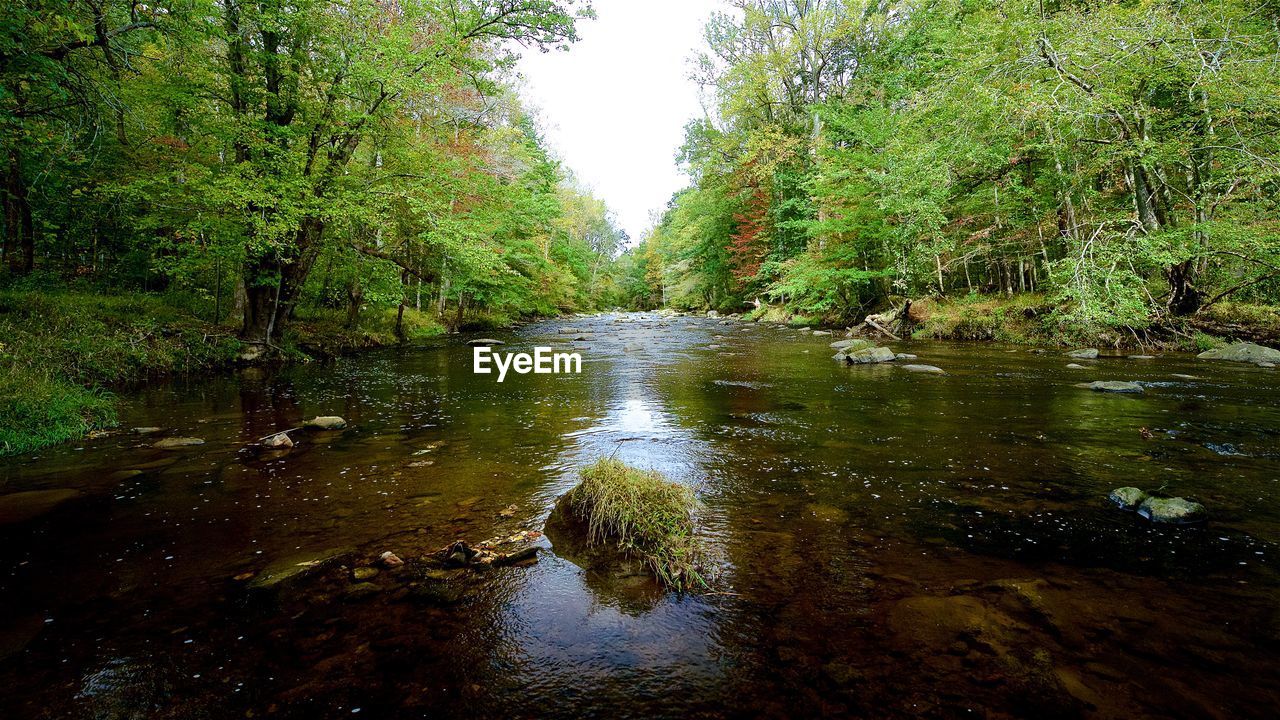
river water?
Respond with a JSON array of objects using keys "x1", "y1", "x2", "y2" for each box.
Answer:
[{"x1": 2, "y1": 312, "x2": 1278, "y2": 718}]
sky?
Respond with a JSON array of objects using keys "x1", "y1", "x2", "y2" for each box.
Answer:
[{"x1": 517, "y1": 0, "x2": 724, "y2": 244}]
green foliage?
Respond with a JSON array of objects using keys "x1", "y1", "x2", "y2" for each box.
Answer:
[
  {"x1": 643, "y1": 0, "x2": 1280, "y2": 336},
  {"x1": 1, "y1": 0, "x2": 619, "y2": 344},
  {"x1": 0, "y1": 375, "x2": 116, "y2": 456},
  {"x1": 558, "y1": 458, "x2": 706, "y2": 591},
  {"x1": 0, "y1": 289, "x2": 239, "y2": 456}
]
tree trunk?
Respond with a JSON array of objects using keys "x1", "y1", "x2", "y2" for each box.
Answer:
[
  {"x1": 3, "y1": 148, "x2": 35, "y2": 274},
  {"x1": 345, "y1": 281, "x2": 363, "y2": 329},
  {"x1": 1166, "y1": 259, "x2": 1201, "y2": 316},
  {"x1": 239, "y1": 217, "x2": 325, "y2": 342}
]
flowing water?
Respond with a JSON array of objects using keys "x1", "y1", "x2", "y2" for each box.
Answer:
[{"x1": 2, "y1": 313, "x2": 1279, "y2": 718}]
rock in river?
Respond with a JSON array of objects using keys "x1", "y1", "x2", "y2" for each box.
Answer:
[
  {"x1": 303, "y1": 416, "x2": 347, "y2": 430},
  {"x1": 1066, "y1": 363, "x2": 1086, "y2": 370},
  {"x1": 467, "y1": 338, "x2": 504, "y2": 346},
  {"x1": 1109, "y1": 487, "x2": 1147, "y2": 511},
  {"x1": 1137, "y1": 496, "x2": 1207, "y2": 525},
  {"x1": 262, "y1": 432, "x2": 293, "y2": 449},
  {"x1": 901, "y1": 364, "x2": 945, "y2": 375},
  {"x1": 1066, "y1": 348, "x2": 1099, "y2": 359},
  {"x1": 830, "y1": 338, "x2": 874, "y2": 352},
  {"x1": 838, "y1": 346, "x2": 897, "y2": 365},
  {"x1": 0, "y1": 489, "x2": 81, "y2": 525},
  {"x1": 1197, "y1": 341, "x2": 1280, "y2": 365},
  {"x1": 153, "y1": 437, "x2": 205, "y2": 449},
  {"x1": 1079, "y1": 380, "x2": 1144, "y2": 394}
]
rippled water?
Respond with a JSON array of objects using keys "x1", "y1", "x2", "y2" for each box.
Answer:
[{"x1": 2, "y1": 312, "x2": 1279, "y2": 718}]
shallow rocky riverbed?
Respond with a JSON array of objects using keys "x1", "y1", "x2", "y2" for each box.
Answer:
[{"x1": 2, "y1": 312, "x2": 1279, "y2": 718}]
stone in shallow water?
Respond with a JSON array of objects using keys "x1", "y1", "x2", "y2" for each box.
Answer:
[
  {"x1": 0, "y1": 489, "x2": 81, "y2": 525},
  {"x1": 153, "y1": 437, "x2": 205, "y2": 449},
  {"x1": 466, "y1": 338, "x2": 504, "y2": 346},
  {"x1": 1066, "y1": 363, "x2": 1086, "y2": 369},
  {"x1": 1137, "y1": 496, "x2": 1207, "y2": 525},
  {"x1": 830, "y1": 338, "x2": 874, "y2": 352},
  {"x1": 1081, "y1": 380, "x2": 1144, "y2": 394},
  {"x1": 840, "y1": 346, "x2": 897, "y2": 365},
  {"x1": 303, "y1": 416, "x2": 346, "y2": 430},
  {"x1": 901, "y1": 364, "x2": 945, "y2": 375},
  {"x1": 246, "y1": 548, "x2": 354, "y2": 596},
  {"x1": 1109, "y1": 487, "x2": 1147, "y2": 511},
  {"x1": 1197, "y1": 341, "x2": 1280, "y2": 364},
  {"x1": 262, "y1": 432, "x2": 293, "y2": 449},
  {"x1": 1066, "y1": 348, "x2": 1099, "y2": 359}
]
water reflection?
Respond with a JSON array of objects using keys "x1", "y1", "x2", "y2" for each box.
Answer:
[{"x1": 1, "y1": 313, "x2": 1279, "y2": 718}]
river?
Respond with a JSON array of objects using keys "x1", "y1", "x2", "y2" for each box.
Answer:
[{"x1": 2, "y1": 312, "x2": 1278, "y2": 718}]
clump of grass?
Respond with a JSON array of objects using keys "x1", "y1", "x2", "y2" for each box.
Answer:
[
  {"x1": 0, "y1": 374, "x2": 117, "y2": 455},
  {"x1": 558, "y1": 458, "x2": 706, "y2": 591}
]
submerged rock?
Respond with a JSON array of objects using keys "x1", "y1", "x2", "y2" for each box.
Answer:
[
  {"x1": 352, "y1": 566, "x2": 379, "y2": 581},
  {"x1": 1197, "y1": 342, "x2": 1280, "y2": 364},
  {"x1": 1109, "y1": 487, "x2": 1147, "y2": 511},
  {"x1": 131, "y1": 427, "x2": 162, "y2": 435},
  {"x1": 0, "y1": 488, "x2": 81, "y2": 525},
  {"x1": 1128, "y1": 354, "x2": 1155, "y2": 360},
  {"x1": 1137, "y1": 496, "x2": 1207, "y2": 525},
  {"x1": 153, "y1": 437, "x2": 205, "y2": 449},
  {"x1": 303, "y1": 416, "x2": 346, "y2": 430},
  {"x1": 894, "y1": 353, "x2": 918, "y2": 360},
  {"x1": 246, "y1": 548, "x2": 354, "y2": 597},
  {"x1": 812, "y1": 330, "x2": 832, "y2": 336},
  {"x1": 467, "y1": 338, "x2": 504, "y2": 346},
  {"x1": 1066, "y1": 348, "x2": 1099, "y2": 359},
  {"x1": 1065, "y1": 363, "x2": 1086, "y2": 370},
  {"x1": 1080, "y1": 381, "x2": 1144, "y2": 394},
  {"x1": 839, "y1": 346, "x2": 897, "y2": 365},
  {"x1": 901, "y1": 364, "x2": 945, "y2": 375}
]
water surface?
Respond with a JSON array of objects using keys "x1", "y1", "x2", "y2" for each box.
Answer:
[{"x1": 2, "y1": 313, "x2": 1279, "y2": 718}]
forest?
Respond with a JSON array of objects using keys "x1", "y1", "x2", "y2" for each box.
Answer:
[{"x1": 618, "y1": 0, "x2": 1280, "y2": 343}]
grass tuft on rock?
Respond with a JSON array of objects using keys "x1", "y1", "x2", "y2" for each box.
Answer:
[{"x1": 558, "y1": 458, "x2": 706, "y2": 591}]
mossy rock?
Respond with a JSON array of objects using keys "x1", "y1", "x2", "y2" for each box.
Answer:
[
  {"x1": 1137, "y1": 497, "x2": 1207, "y2": 525},
  {"x1": 1109, "y1": 487, "x2": 1147, "y2": 511}
]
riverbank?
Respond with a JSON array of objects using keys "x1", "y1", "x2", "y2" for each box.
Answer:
[
  {"x1": 741, "y1": 293, "x2": 1280, "y2": 351},
  {"x1": 0, "y1": 289, "x2": 446, "y2": 456}
]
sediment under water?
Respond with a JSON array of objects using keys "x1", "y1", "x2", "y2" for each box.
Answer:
[{"x1": 2, "y1": 312, "x2": 1278, "y2": 718}]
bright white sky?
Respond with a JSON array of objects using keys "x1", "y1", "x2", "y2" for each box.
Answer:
[{"x1": 517, "y1": 0, "x2": 724, "y2": 243}]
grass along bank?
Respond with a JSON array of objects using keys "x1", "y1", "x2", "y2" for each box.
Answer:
[
  {"x1": 734, "y1": 293, "x2": 1280, "y2": 351},
  {"x1": 0, "y1": 289, "x2": 445, "y2": 456},
  {"x1": 554, "y1": 458, "x2": 706, "y2": 591}
]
